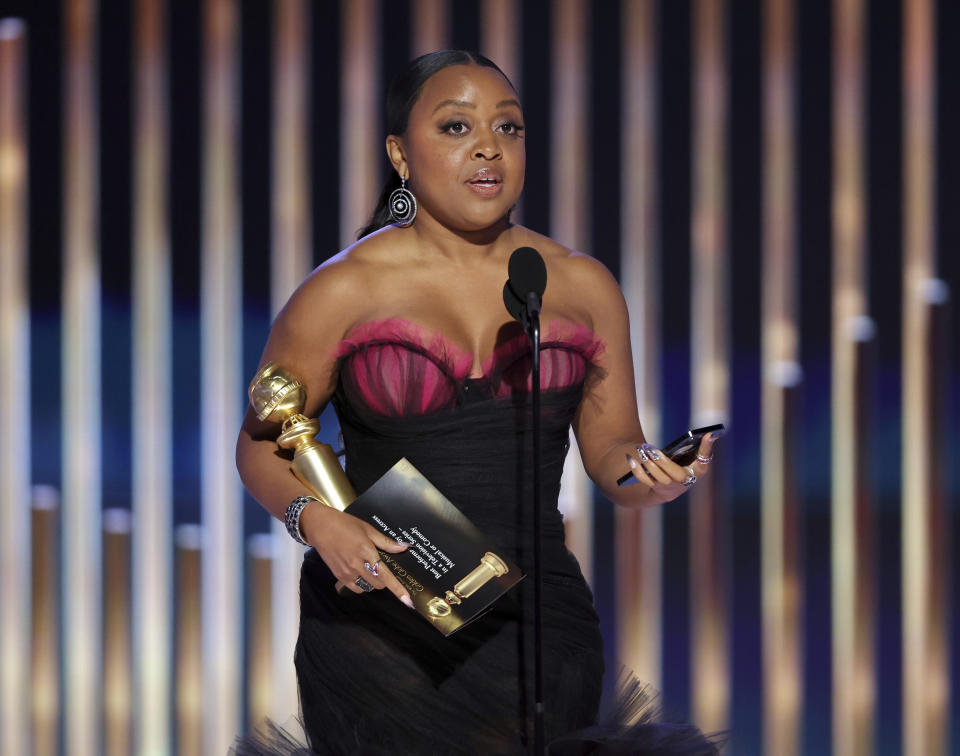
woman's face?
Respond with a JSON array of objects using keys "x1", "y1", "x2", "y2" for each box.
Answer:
[{"x1": 391, "y1": 64, "x2": 525, "y2": 233}]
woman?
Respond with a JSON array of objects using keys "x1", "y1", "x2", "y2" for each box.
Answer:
[{"x1": 235, "y1": 50, "x2": 720, "y2": 755}]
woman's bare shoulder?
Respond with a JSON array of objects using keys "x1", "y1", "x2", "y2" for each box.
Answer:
[
  {"x1": 284, "y1": 227, "x2": 409, "y2": 327},
  {"x1": 509, "y1": 227, "x2": 622, "y2": 301}
]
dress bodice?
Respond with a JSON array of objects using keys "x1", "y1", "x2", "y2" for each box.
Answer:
[{"x1": 330, "y1": 317, "x2": 604, "y2": 575}]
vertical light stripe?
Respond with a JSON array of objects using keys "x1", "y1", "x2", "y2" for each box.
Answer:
[
  {"x1": 761, "y1": 1, "x2": 804, "y2": 753},
  {"x1": 340, "y1": 0, "x2": 379, "y2": 247},
  {"x1": 201, "y1": 0, "x2": 243, "y2": 751},
  {"x1": 271, "y1": 0, "x2": 311, "y2": 723},
  {"x1": 690, "y1": 0, "x2": 730, "y2": 733},
  {"x1": 175, "y1": 526, "x2": 204, "y2": 756},
  {"x1": 480, "y1": 0, "x2": 522, "y2": 223},
  {"x1": 550, "y1": 0, "x2": 593, "y2": 584},
  {"x1": 617, "y1": 0, "x2": 662, "y2": 688},
  {"x1": 411, "y1": 0, "x2": 449, "y2": 58},
  {"x1": 902, "y1": 0, "x2": 948, "y2": 752},
  {"x1": 31, "y1": 488, "x2": 60, "y2": 756},
  {"x1": 0, "y1": 18, "x2": 29, "y2": 755},
  {"x1": 831, "y1": 1, "x2": 876, "y2": 754},
  {"x1": 102, "y1": 510, "x2": 133, "y2": 756},
  {"x1": 62, "y1": 0, "x2": 102, "y2": 752},
  {"x1": 247, "y1": 535, "x2": 274, "y2": 726},
  {"x1": 132, "y1": 0, "x2": 173, "y2": 751},
  {"x1": 480, "y1": 0, "x2": 521, "y2": 90}
]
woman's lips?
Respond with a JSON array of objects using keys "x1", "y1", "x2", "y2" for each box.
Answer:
[{"x1": 466, "y1": 176, "x2": 503, "y2": 196}]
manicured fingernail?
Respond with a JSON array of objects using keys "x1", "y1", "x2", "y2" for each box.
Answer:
[
  {"x1": 634, "y1": 446, "x2": 649, "y2": 462},
  {"x1": 400, "y1": 594, "x2": 415, "y2": 609},
  {"x1": 641, "y1": 443, "x2": 661, "y2": 460},
  {"x1": 627, "y1": 454, "x2": 638, "y2": 469}
]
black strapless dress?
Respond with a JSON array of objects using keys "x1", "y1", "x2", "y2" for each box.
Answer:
[{"x1": 233, "y1": 319, "x2": 720, "y2": 756}]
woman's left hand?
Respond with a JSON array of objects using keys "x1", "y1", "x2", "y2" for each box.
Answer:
[{"x1": 624, "y1": 432, "x2": 719, "y2": 503}]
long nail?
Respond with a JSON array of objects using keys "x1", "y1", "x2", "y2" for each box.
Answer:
[
  {"x1": 400, "y1": 594, "x2": 415, "y2": 609},
  {"x1": 627, "y1": 454, "x2": 639, "y2": 469},
  {"x1": 634, "y1": 446, "x2": 649, "y2": 462},
  {"x1": 641, "y1": 443, "x2": 661, "y2": 460}
]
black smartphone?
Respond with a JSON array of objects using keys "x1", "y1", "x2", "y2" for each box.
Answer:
[{"x1": 616, "y1": 424, "x2": 725, "y2": 487}]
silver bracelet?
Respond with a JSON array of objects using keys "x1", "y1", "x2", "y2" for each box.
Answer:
[{"x1": 284, "y1": 495, "x2": 319, "y2": 546}]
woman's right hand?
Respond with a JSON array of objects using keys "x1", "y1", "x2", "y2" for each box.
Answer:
[{"x1": 300, "y1": 504, "x2": 415, "y2": 607}]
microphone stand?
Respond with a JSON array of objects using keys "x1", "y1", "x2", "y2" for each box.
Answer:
[{"x1": 522, "y1": 292, "x2": 544, "y2": 756}]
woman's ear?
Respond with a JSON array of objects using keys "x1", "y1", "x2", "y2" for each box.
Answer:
[{"x1": 385, "y1": 136, "x2": 407, "y2": 179}]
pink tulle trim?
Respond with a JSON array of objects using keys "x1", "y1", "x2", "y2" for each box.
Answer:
[
  {"x1": 481, "y1": 320, "x2": 605, "y2": 396},
  {"x1": 333, "y1": 317, "x2": 475, "y2": 378},
  {"x1": 331, "y1": 317, "x2": 605, "y2": 415}
]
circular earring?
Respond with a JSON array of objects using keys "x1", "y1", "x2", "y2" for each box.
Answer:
[{"x1": 389, "y1": 175, "x2": 418, "y2": 226}]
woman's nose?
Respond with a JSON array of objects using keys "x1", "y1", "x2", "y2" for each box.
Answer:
[{"x1": 473, "y1": 134, "x2": 502, "y2": 160}]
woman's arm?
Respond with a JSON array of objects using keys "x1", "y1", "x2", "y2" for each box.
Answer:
[
  {"x1": 569, "y1": 255, "x2": 717, "y2": 507},
  {"x1": 235, "y1": 256, "x2": 413, "y2": 602}
]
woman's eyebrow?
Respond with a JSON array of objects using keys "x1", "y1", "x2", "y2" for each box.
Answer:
[
  {"x1": 433, "y1": 99, "x2": 474, "y2": 113},
  {"x1": 431, "y1": 98, "x2": 523, "y2": 113}
]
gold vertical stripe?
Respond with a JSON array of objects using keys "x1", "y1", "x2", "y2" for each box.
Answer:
[
  {"x1": 271, "y1": 0, "x2": 310, "y2": 723},
  {"x1": 340, "y1": 0, "x2": 379, "y2": 246},
  {"x1": 132, "y1": 0, "x2": 173, "y2": 750},
  {"x1": 0, "y1": 18, "x2": 29, "y2": 755},
  {"x1": 175, "y1": 526, "x2": 204, "y2": 756},
  {"x1": 761, "y1": 0, "x2": 803, "y2": 753},
  {"x1": 247, "y1": 536, "x2": 274, "y2": 727},
  {"x1": 550, "y1": 0, "x2": 593, "y2": 585},
  {"x1": 690, "y1": 0, "x2": 730, "y2": 733},
  {"x1": 617, "y1": 0, "x2": 662, "y2": 687},
  {"x1": 62, "y1": 0, "x2": 102, "y2": 752},
  {"x1": 411, "y1": 0, "x2": 450, "y2": 58},
  {"x1": 480, "y1": 0, "x2": 521, "y2": 90},
  {"x1": 31, "y1": 489, "x2": 60, "y2": 756},
  {"x1": 272, "y1": 0, "x2": 311, "y2": 313},
  {"x1": 102, "y1": 511, "x2": 133, "y2": 756},
  {"x1": 201, "y1": 0, "x2": 243, "y2": 750},
  {"x1": 902, "y1": 0, "x2": 947, "y2": 752},
  {"x1": 480, "y1": 0, "x2": 522, "y2": 223},
  {"x1": 831, "y1": 0, "x2": 875, "y2": 753}
]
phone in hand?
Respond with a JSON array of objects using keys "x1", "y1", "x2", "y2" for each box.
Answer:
[{"x1": 616, "y1": 424, "x2": 725, "y2": 487}]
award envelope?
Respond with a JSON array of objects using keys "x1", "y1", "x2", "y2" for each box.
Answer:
[{"x1": 346, "y1": 458, "x2": 524, "y2": 636}]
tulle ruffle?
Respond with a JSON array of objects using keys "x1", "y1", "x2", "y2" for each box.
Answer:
[
  {"x1": 331, "y1": 316, "x2": 605, "y2": 416},
  {"x1": 230, "y1": 674, "x2": 723, "y2": 756}
]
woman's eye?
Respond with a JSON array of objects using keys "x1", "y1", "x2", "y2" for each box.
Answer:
[
  {"x1": 441, "y1": 121, "x2": 468, "y2": 135},
  {"x1": 498, "y1": 122, "x2": 525, "y2": 136}
]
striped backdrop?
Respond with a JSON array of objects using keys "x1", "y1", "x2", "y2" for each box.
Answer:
[{"x1": 0, "y1": 1, "x2": 957, "y2": 754}]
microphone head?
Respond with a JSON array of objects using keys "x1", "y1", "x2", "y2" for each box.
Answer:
[
  {"x1": 502, "y1": 281, "x2": 525, "y2": 322},
  {"x1": 506, "y1": 246, "x2": 547, "y2": 300}
]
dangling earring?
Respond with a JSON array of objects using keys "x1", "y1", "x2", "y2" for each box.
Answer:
[{"x1": 389, "y1": 175, "x2": 418, "y2": 226}]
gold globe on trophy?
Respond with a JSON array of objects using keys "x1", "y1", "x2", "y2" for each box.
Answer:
[{"x1": 248, "y1": 361, "x2": 355, "y2": 511}]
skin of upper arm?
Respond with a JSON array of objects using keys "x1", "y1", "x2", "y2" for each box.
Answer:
[
  {"x1": 568, "y1": 255, "x2": 647, "y2": 489},
  {"x1": 238, "y1": 252, "x2": 363, "y2": 444}
]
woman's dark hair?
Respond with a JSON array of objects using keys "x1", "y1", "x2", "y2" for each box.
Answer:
[{"x1": 356, "y1": 50, "x2": 515, "y2": 239}]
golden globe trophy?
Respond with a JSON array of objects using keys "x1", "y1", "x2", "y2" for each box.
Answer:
[{"x1": 248, "y1": 361, "x2": 355, "y2": 511}]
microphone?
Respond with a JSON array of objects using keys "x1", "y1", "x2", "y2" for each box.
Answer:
[
  {"x1": 502, "y1": 246, "x2": 547, "y2": 327},
  {"x1": 503, "y1": 245, "x2": 548, "y2": 756}
]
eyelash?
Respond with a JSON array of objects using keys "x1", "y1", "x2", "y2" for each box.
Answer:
[{"x1": 439, "y1": 120, "x2": 525, "y2": 137}]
